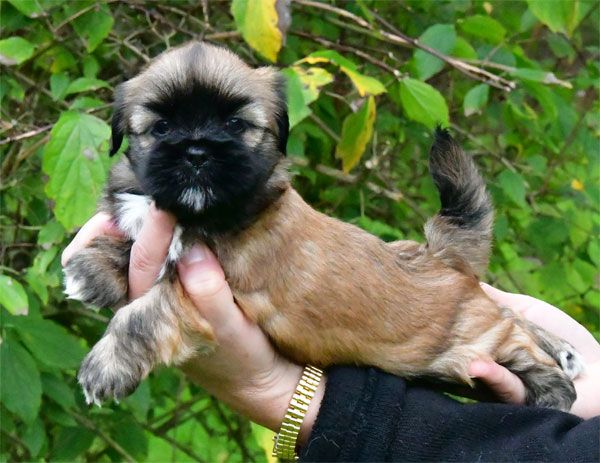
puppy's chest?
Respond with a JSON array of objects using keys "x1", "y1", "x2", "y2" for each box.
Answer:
[{"x1": 111, "y1": 193, "x2": 184, "y2": 264}]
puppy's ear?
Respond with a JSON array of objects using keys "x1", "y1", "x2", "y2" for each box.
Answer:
[
  {"x1": 273, "y1": 74, "x2": 289, "y2": 155},
  {"x1": 109, "y1": 84, "x2": 126, "y2": 157}
]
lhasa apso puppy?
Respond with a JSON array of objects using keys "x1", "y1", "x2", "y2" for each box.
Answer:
[{"x1": 63, "y1": 42, "x2": 583, "y2": 410}]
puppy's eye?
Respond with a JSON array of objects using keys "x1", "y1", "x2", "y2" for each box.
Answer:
[
  {"x1": 225, "y1": 117, "x2": 245, "y2": 134},
  {"x1": 152, "y1": 120, "x2": 170, "y2": 137}
]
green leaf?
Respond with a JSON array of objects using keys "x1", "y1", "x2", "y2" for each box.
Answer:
[
  {"x1": 22, "y1": 418, "x2": 45, "y2": 457},
  {"x1": 50, "y1": 72, "x2": 70, "y2": 101},
  {"x1": 459, "y1": 14, "x2": 506, "y2": 44},
  {"x1": 65, "y1": 77, "x2": 109, "y2": 96},
  {"x1": 70, "y1": 96, "x2": 105, "y2": 110},
  {"x1": 109, "y1": 416, "x2": 148, "y2": 460},
  {"x1": 42, "y1": 111, "x2": 111, "y2": 231},
  {"x1": 0, "y1": 75, "x2": 25, "y2": 104},
  {"x1": 498, "y1": 169, "x2": 527, "y2": 207},
  {"x1": 41, "y1": 373, "x2": 76, "y2": 410},
  {"x1": 51, "y1": 427, "x2": 95, "y2": 461},
  {"x1": 412, "y1": 24, "x2": 456, "y2": 80},
  {"x1": 336, "y1": 96, "x2": 376, "y2": 173},
  {"x1": 231, "y1": 0, "x2": 282, "y2": 62},
  {"x1": 0, "y1": 37, "x2": 35, "y2": 65},
  {"x1": 124, "y1": 380, "x2": 151, "y2": 421},
  {"x1": 528, "y1": 217, "x2": 569, "y2": 247},
  {"x1": 71, "y1": 4, "x2": 114, "y2": 52},
  {"x1": 82, "y1": 55, "x2": 99, "y2": 78},
  {"x1": 463, "y1": 84, "x2": 489, "y2": 117},
  {"x1": 283, "y1": 68, "x2": 312, "y2": 128},
  {"x1": 7, "y1": 0, "x2": 44, "y2": 18},
  {"x1": 282, "y1": 66, "x2": 333, "y2": 128},
  {"x1": 11, "y1": 316, "x2": 87, "y2": 369},
  {"x1": 37, "y1": 220, "x2": 65, "y2": 246},
  {"x1": 396, "y1": 78, "x2": 449, "y2": 129},
  {"x1": 588, "y1": 239, "x2": 600, "y2": 267},
  {"x1": 0, "y1": 275, "x2": 28, "y2": 315},
  {"x1": 0, "y1": 337, "x2": 42, "y2": 423},
  {"x1": 452, "y1": 37, "x2": 478, "y2": 59},
  {"x1": 526, "y1": 0, "x2": 592, "y2": 36}
]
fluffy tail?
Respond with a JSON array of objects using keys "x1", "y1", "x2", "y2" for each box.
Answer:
[{"x1": 424, "y1": 128, "x2": 494, "y2": 278}]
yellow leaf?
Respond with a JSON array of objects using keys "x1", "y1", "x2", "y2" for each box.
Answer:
[
  {"x1": 231, "y1": 0, "x2": 282, "y2": 62},
  {"x1": 251, "y1": 423, "x2": 277, "y2": 463},
  {"x1": 341, "y1": 68, "x2": 387, "y2": 96},
  {"x1": 571, "y1": 179, "x2": 584, "y2": 191},
  {"x1": 293, "y1": 66, "x2": 334, "y2": 95},
  {"x1": 336, "y1": 96, "x2": 376, "y2": 172},
  {"x1": 296, "y1": 56, "x2": 330, "y2": 65}
]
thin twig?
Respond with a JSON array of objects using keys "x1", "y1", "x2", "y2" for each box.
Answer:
[
  {"x1": 292, "y1": 31, "x2": 403, "y2": 76},
  {"x1": 308, "y1": 114, "x2": 341, "y2": 143},
  {"x1": 69, "y1": 411, "x2": 136, "y2": 463},
  {"x1": 0, "y1": 125, "x2": 53, "y2": 146},
  {"x1": 294, "y1": 0, "x2": 516, "y2": 91}
]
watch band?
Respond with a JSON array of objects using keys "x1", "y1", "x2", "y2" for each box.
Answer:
[{"x1": 272, "y1": 365, "x2": 323, "y2": 461}]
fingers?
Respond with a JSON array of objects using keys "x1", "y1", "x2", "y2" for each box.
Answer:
[
  {"x1": 469, "y1": 359, "x2": 527, "y2": 405},
  {"x1": 61, "y1": 212, "x2": 124, "y2": 266},
  {"x1": 128, "y1": 204, "x2": 176, "y2": 299},
  {"x1": 177, "y1": 244, "x2": 244, "y2": 332}
]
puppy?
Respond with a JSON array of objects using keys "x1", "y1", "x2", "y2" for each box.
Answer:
[{"x1": 64, "y1": 41, "x2": 583, "y2": 410}]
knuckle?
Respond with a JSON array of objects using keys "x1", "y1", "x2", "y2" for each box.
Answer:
[
  {"x1": 130, "y1": 242, "x2": 161, "y2": 274},
  {"x1": 187, "y1": 272, "x2": 227, "y2": 300}
]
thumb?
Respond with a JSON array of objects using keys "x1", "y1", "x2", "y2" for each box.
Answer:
[{"x1": 177, "y1": 244, "x2": 240, "y2": 328}]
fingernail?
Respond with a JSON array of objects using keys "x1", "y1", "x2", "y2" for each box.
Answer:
[
  {"x1": 181, "y1": 245, "x2": 207, "y2": 265},
  {"x1": 468, "y1": 360, "x2": 490, "y2": 377}
]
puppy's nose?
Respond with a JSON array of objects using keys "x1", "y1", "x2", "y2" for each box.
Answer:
[{"x1": 187, "y1": 145, "x2": 206, "y2": 156}]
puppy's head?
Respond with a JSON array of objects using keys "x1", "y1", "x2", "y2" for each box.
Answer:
[{"x1": 111, "y1": 42, "x2": 289, "y2": 228}]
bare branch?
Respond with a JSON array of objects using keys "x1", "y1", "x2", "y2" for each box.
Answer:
[{"x1": 294, "y1": 0, "x2": 516, "y2": 91}]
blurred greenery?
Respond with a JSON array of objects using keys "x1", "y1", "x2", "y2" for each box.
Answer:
[{"x1": 1, "y1": 0, "x2": 598, "y2": 461}]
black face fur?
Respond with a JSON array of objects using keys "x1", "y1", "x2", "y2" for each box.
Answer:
[{"x1": 110, "y1": 44, "x2": 289, "y2": 234}]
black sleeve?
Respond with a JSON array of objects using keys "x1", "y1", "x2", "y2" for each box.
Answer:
[{"x1": 300, "y1": 366, "x2": 600, "y2": 462}]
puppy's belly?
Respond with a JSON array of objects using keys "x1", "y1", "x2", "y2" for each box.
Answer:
[{"x1": 233, "y1": 286, "x2": 460, "y2": 375}]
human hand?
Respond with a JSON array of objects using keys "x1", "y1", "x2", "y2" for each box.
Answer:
[
  {"x1": 62, "y1": 209, "x2": 323, "y2": 444},
  {"x1": 469, "y1": 283, "x2": 600, "y2": 419}
]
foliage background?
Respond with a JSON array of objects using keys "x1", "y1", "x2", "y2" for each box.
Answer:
[{"x1": 1, "y1": 0, "x2": 598, "y2": 461}]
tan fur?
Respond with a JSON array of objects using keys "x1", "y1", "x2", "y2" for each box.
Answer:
[
  {"x1": 119, "y1": 42, "x2": 281, "y2": 136},
  {"x1": 210, "y1": 185, "x2": 540, "y2": 384}
]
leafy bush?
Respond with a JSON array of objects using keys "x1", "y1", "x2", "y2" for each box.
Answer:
[{"x1": 1, "y1": 1, "x2": 598, "y2": 461}]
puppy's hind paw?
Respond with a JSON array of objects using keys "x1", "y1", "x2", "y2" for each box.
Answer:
[
  {"x1": 558, "y1": 347, "x2": 585, "y2": 380},
  {"x1": 78, "y1": 335, "x2": 146, "y2": 405}
]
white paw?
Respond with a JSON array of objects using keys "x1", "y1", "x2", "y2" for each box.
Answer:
[
  {"x1": 64, "y1": 272, "x2": 86, "y2": 301},
  {"x1": 78, "y1": 334, "x2": 145, "y2": 405},
  {"x1": 559, "y1": 348, "x2": 585, "y2": 380}
]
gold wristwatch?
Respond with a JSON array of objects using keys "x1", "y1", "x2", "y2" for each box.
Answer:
[{"x1": 272, "y1": 365, "x2": 323, "y2": 461}]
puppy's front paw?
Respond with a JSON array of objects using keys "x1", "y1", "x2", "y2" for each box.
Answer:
[
  {"x1": 63, "y1": 237, "x2": 130, "y2": 309},
  {"x1": 78, "y1": 334, "x2": 147, "y2": 405}
]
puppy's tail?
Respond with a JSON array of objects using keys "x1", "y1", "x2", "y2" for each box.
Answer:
[{"x1": 424, "y1": 128, "x2": 493, "y2": 278}]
